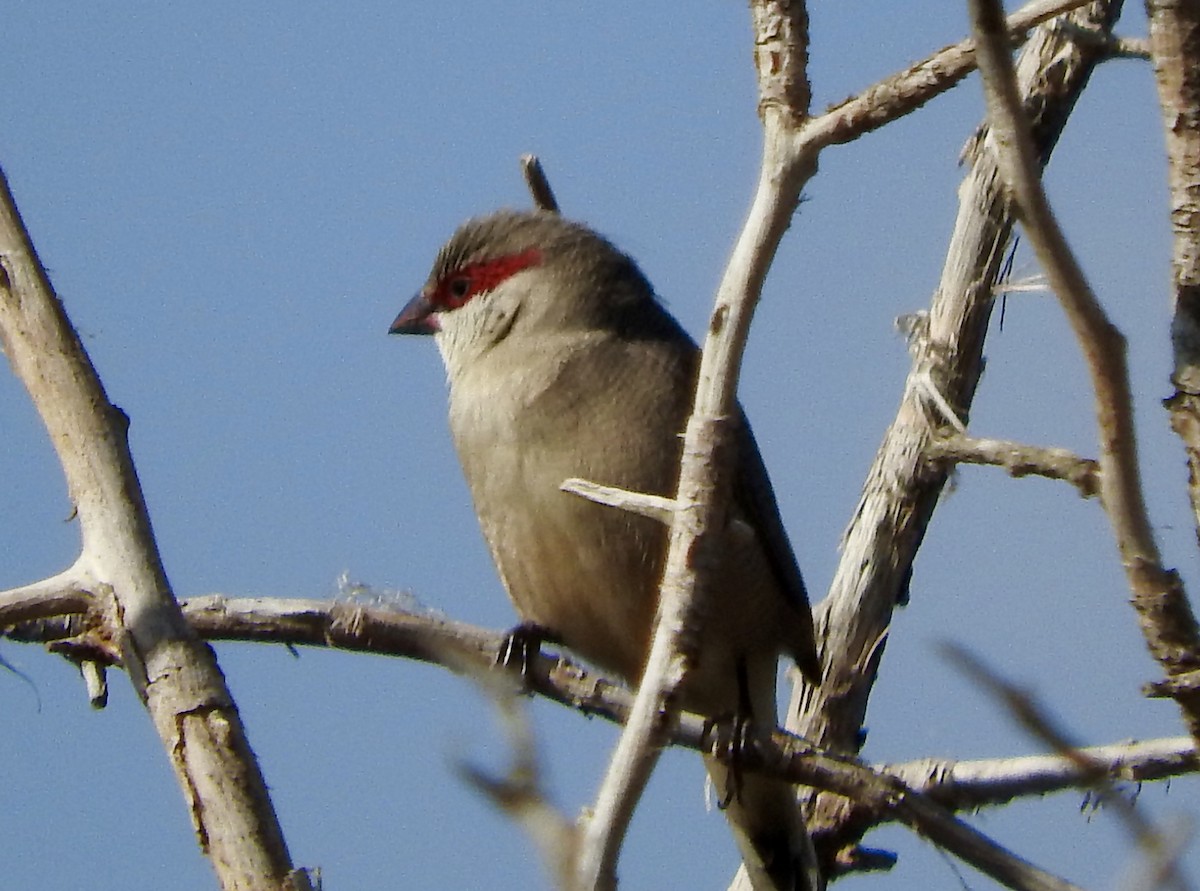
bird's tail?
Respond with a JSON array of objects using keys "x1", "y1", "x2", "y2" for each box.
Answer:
[{"x1": 704, "y1": 755, "x2": 824, "y2": 891}]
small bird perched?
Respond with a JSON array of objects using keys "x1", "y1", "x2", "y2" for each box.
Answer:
[{"x1": 391, "y1": 209, "x2": 821, "y2": 891}]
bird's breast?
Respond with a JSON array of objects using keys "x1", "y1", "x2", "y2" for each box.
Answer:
[{"x1": 446, "y1": 354, "x2": 666, "y2": 682}]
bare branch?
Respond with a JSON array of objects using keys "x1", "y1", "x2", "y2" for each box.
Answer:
[
  {"x1": 156, "y1": 598, "x2": 1182, "y2": 886},
  {"x1": 559, "y1": 477, "x2": 677, "y2": 525},
  {"x1": 578, "y1": 2, "x2": 821, "y2": 887},
  {"x1": 0, "y1": 564, "x2": 91, "y2": 626},
  {"x1": 945, "y1": 643, "x2": 1191, "y2": 891},
  {"x1": 793, "y1": 0, "x2": 1124, "y2": 804},
  {"x1": 521, "y1": 154, "x2": 560, "y2": 214},
  {"x1": 1150, "y1": 0, "x2": 1200, "y2": 676},
  {"x1": 800, "y1": 0, "x2": 1092, "y2": 151},
  {"x1": 1054, "y1": 21, "x2": 1151, "y2": 60},
  {"x1": 885, "y1": 736, "x2": 1198, "y2": 810},
  {"x1": 15, "y1": 591, "x2": 1193, "y2": 886},
  {"x1": 0, "y1": 165, "x2": 299, "y2": 889},
  {"x1": 970, "y1": 0, "x2": 1200, "y2": 742},
  {"x1": 926, "y1": 432, "x2": 1100, "y2": 497},
  {"x1": 457, "y1": 657, "x2": 579, "y2": 891}
]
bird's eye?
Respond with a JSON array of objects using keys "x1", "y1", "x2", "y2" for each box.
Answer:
[{"x1": 448, "y1": 276, "x2": 471, "y2": 301}]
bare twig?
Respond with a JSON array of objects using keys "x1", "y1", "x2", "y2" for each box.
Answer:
[
  {"x1": 970, "y1": 0, "x2": 1200, "y2": 743},
  {"x1": 1053, "y1": 21, "x2": 1150, "y2": 60},
  {"x1": 559, "y1": 477, "x2": 677, "y2": 525},
  {"x1": 521, "y1": 154, "x2": 560, "y2": 214},
  {"x1": 800, "y1": 0, "x2": 1092, "y2": 151},
  {"x1": 458, "y1": 656, "x2": 578, "y2": 890},
  {"x1": 0, "y1": 564, "x2": 91, "y2": 626},
  {"x1": 927, "y1": 432, "x2": 1100, "y2": 497},
  {"x1": 884, "y1": 736, "x2": 1198, "y2": 809},
  {"x1": 945, "y1": 644, "x2": 1191, "y2": 891}
]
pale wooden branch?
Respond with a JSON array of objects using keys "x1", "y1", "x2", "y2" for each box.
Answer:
[
  {"x1": 946, "y1": 643, "x2": 1190, "y2": 891},
  {"x1": 178, "y1": 597, "x2": 1196, "y2": 795},
  {"x1": 0, "y1": 564, "x2": 91, "y2": 626},
  {"x1": 0, "y1": 166, "x2": 304, "y2": 891},
  {"x1": 970, "y1": 0, "x2": 1200, "y2": 744},
  {"x1": 521, "y1": 154, "x2": 560, "y2": 214},
  {"x1": 559, "y1": 477, "x2": 677, "y2": 525},
  {"x1": 1150, "y1": 0, "x2": 1200, "y2": 694},
  {"x1": 799, "y1": 0, "x2": 1092, "y2": 151},
  {"x1": 791, "y1": 2, "x2": 1125, "y2": 844},
  {"x1": 13, "y1": 594, "x2": 1193, "y2": 884},
  {"x1": 926, "y1": 432, "x2": 1101, "y2": 497},
  {"x1": 885, "y1": 736, "x2": 1198, "y2": 809},
  {"x1": 577, "y1": 3, "x2": 821, "y2": 888}
]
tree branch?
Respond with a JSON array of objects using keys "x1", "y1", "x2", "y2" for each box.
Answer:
[
  {"x1": 799, "y1": 0, "x2": 1093, "y2": 151},
  {"x1": 55, "y1": 594, "x2": 1200, "y2": 886},
  {"x1": 970, "y1": 0, "x2": 1200, "y2": 743},
  {"x1": 13, "y1": 593, "x2": 1193, "y2": 885},
  {"x1": 926, "y1": 432, "x2": 1101, "y2": 497},
  {"x1": 0, "y1": 564, "x2": 91, "y2": 626},
  {"x1": 0, "y1": 165, "x2": 304, "y2": 891},
  {"x1": 577, "y1": 3, "x2": 820, "y2": 887},
  {"x1": 559, "y1": 478, "x2": 677, "y2": 526},
  {"x1": 792, "y1": 0, "x2": 1126, "y2": 831},
  {"x1": 1149, "y1": 0, "x2": 1200, "y2": 728}
]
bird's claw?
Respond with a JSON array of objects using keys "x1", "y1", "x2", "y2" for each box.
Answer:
[
  {"x1": 496, "y1": 621, "x2": 560, "y2": 683},
  {"x1": 704, "y1": 711, "x2": 756, "y2": 810}
]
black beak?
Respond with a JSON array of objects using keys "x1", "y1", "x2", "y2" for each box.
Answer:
[{"x1": 389, "y1": 291, "x2": 438, "y2": 335}]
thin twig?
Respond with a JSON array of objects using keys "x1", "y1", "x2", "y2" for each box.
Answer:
[
  {"x1": 456, "y1": 651, "x2": 579, "y2": 891},
  {"x1": 800, "y1": 0, "x2": 1092, "y2": 151},
  {"x1": 0, "y1": 564, "x2": 91, "y2": 626},
  {"x1": 1053, "y1": 21, "x2": 1151, "y2": 60},
  {"x1": 521, "y1": 154, "x2": 560, "y2": 214},
  {"x1": 559, "y1": 478, "x2": 677, "y2": 525},
  {"x1": 945, "y1": 644, "x2": 1191, "y2": 891},
  {"x1": 927, "y1": 432, "x2": 1100, "y2": 497}
]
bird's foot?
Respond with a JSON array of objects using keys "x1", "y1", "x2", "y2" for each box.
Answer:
[
  {"x1": 495, "y1": 621, "x2": 561, "y2": 683},
  {"x1": 703, "y1": 711, "x2": 758, "y2": 810},
  {"x1": 708, "y1": 657, "x2": 760, "y2": 809}
]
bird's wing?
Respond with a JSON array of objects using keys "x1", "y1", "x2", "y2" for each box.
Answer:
[{"x1": 734, "y1": 415, "x2": 821, "y2": 682}]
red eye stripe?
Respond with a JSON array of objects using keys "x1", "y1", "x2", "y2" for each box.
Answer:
[{"x1": 435, "y1": 247, "x2": 542, "y2": 309}]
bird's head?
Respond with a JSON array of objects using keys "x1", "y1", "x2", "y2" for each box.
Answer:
[{"x1": 390, "y1": 210, "x2": 655, "y2": 373}]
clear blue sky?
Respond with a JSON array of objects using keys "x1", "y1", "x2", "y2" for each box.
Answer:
[{"x1": 0, "y1": 3, "x2": 1191, "y2": 889}]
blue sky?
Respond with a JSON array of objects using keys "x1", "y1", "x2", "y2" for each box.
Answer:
[{"x1": 0, "y1": 3, "x2": 1191, "y2": 890}]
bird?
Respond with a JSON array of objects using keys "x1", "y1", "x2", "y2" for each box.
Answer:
[{"x1": 390, "y1": 209, "x2": 822, "y2": 891}]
